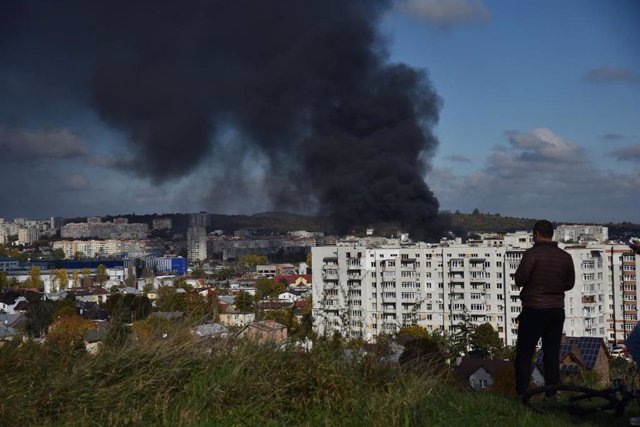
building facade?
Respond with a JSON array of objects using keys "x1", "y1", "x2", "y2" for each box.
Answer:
[
  {"x1": 312, "y1": 236, "x2": 638, "y2": 346},
  {"x1": 187, "y1": 226, "x2": 207, "y2": 263}
]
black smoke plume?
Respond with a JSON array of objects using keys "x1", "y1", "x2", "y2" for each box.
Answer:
[{"x1": 0, "y1": 0, "x2": 449, "y2": 240}]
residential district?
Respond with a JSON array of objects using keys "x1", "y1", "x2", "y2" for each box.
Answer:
[{"x1": 0, "y1": 213, "x2": 638, "y2": 389}]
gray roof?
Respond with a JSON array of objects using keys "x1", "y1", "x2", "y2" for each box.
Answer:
[
  {"x1": 0, "y1": 324, "x2": 16, "y2": 339},
  {"x1": 219, "y1": 295, "x2": 235, "y2": 305},
  {"x1": 194, "y1": 323, "x2": 228, "y2": 337},
  {"x1": 0, "y1": 313, "x2": 25, "y2": 327}
]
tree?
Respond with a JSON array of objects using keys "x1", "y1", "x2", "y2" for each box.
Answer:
[
  {"x1": 95, "y1": 264, "x2": 109, "y2": 285},
  {"x1": 53, "y1": 296, "x2": 77, "y2": 319},
  {"x1": 213, "y1": 267, "x2": 234, "y2": 281},
  {"x1": 72, "y1": 270, "x2": 80, "y2": 288},
  {"x1": 398, "y1": 325, "x2": 431, "y2": 340},
  {"x1": 191, "y1": 266, "x2": 205, "y2": 278},
  {"x1": 25, "y1": 266, "x2": 43, "y2": 290},
  {"x1": 26, "y1": 300, "x2": 54, "y2": 337},
  {"x1": 81, "y1": 268, "x2": 92, "y2": 288},
  {"x1": 470, "y1": 323, "x2": 504, "y2": 358},
  {"x1": 156, "y1": 286, "x2": 187, "y2": 312},
  {"x1": 255, "y1": 277, "x2": 285, "y2": 301},
  {"x1": 46, "y1": 315, "x2": 96, "y2": 352},
  {"x1": 0, "y1": 271, "x2": 8, "y2": 289},
  {"x1": 299, "y1": 296, "x2": 313, "y2": 337},
  {"x1": 52, "y1": 269, "x2": 68, "y2": 292},
  {"x1": 51, "y1": 248, "x2": 66, "y2": 259},
  {"x1": 240, "y1": 254, "x2": 268, "y2": 270},
  {"x1": 450, "y1": 309, "x2": 475, "y2": 357},
  {"x1": 234, "y1": 290, "x2": 254, "y2": 312},
  {"x1": 125, "y1": 265, "x2": 136, "y2": 288},
  {"x1": 265, "y1": 308, "x2": 299, "y2": 334}
]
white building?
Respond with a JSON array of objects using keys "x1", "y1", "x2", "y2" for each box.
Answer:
[
  {"x1": 17, "y1": 227, "x2": 40, "y2": 245},
  {"x1": 187, "y1": 226, "x2": 207, "y2": 262},
  {"x1": 52, "y1": 239, "x2": 147, "y2": 259},
  {"x1": 556, "y1": 225, "x2": 608, "y2": 243},
  {"x1": 312, "y1": 235, "x2": 638, "y2": 346}
]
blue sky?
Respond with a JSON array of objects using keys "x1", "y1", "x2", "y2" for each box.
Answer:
[
  {"x1": 384, "y1": 0, "x2": 639, "y2": 222},
  {"x1": 0, "y1": 0, "x2": 638, "y2": 224}
]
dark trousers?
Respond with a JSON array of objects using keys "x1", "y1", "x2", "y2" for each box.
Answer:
[{"x1": 514, "y1": 307, "x2": 565, "y2": 396}]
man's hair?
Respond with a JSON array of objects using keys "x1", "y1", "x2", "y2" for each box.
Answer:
[{"x1": 533, "y1": 220, "x2": 554, "y2": 239}]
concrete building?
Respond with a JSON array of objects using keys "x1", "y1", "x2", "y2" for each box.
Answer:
[
  {"x1": 312, "y1": 235, "x2": 638, "y2": 346},
  {"x1": 556, "y1": 225, "x2": 608, "y2": 243},
  {"x1": 52, "y1": 239, "x2": 147, "y2": 259},
  {"x1": 189, "y1": 211, "x2": 209, "y2": 228},
  {"x1": 187, "y1": 226, "x2": 207, "y2": 263},
  {"x1": 17, "y1": 227, "x2": 39, "y2": 245},
  {"x1": 152, "y1": 218, "x2": 172, "y2": 230}
]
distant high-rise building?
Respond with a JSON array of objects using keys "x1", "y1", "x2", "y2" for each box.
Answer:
[
  {"x1": 17, "y1": 226, "x2": 39, "y2": 245},
  {"x1": 113, "y1": 218, "x2": 129, "y2": 224},
  {"x1": 50, "y1": 216, "x2": 64, "y2": 231},
  {"x1": 189, "y1": 211, "x2": 209, "y2": 228},
  {"x1": 187, "y1": 226, "x2": 207, "y2": 262},
  {"x1": 87, "y1": 216, "x2": 102, "y2": 224}
]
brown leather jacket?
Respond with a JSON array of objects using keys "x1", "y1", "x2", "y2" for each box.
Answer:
[{"x1": 515, "y1": 241, "x2": 575, "y2": 309}]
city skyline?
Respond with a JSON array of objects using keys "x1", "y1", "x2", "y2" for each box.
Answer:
[{"x1": 1, "y1": 1, "x2": 638, "y2": 223}]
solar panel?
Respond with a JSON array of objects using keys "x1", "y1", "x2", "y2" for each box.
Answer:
[{"x1": 534, "y1": 336, "x2": 603, "y2": 370}]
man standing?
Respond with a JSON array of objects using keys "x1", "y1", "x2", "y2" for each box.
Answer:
[{"x1": 514, "y1": 220, "x2": 575, "y2": 397}]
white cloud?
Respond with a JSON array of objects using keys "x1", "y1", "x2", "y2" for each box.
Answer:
[
  {"x1": 427, "y1": 128, "x2": 640, "y2": 222},
  {"x1": 505, "y1": 128, "x2": 584, "y2": 163},
  {"x1": 0, "y1": 126, "x2": 87, "y2": 159},
  {"x1": 395, "y1": 0, "x2": 490, "y2": 28}
]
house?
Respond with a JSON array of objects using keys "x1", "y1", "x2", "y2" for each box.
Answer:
[
  {"x1": 0, "y1": 293, "x2": 19, "y2": 314},
  {"x1": 255, "y1": 301, "x2": 294, "y2": 312},
  {"x1": 277, "y1": 292, "x2": 299, "y2": 303},
  {"x1": 454, "y1": 356, "x2": 544, "y2": 391},
  {"x1": 239, "y1": 320, "x2": 287, "y2": 345},
  {"x1": 150, "y1": 311, "x2": 185, "y2": 321},
  {"x1": 272, "y1": 274, "x2": 312, "y2": 287},
  {"x1": 219, "y1": 307, "x2": 255, "y2": 327},
  {"x1": 0, "y1": 312, "x2": 26, "y2": 330},
  {"x1": 536, "y1": 336, "x2": 610, "y2": 383},
  {"x1": 13, "y1": 300, "x2": 30, "y2": 313},
  {"x1": 193, "y1": 322, "x2": 229, "y2": 338}
]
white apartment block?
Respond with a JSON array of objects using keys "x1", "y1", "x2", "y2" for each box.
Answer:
[
  {"x1": 17, "y1": 227, "x2": 40, "y2": 245},
  {"x1": 61, "y1": 221, "x2": 148, "y2": 239},
  {"x1": 187, "y1": 226, "x2": 207, "y2": 262},
  {"x1": 312, "y1": 235, "x2": 638, "y2": 347},
  {"x1": 152, "y1": 218, "x2": 172, "y2": 230},
  {"x1": 52, "y1": 240, "x2": 147, "y2": 259},
  {"x1": 555, "y1": 224, "x2": 608, "y2": 243}
]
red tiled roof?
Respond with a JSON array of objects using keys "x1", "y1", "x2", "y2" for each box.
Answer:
[{"x1": 272, "y1": 274, "x2": 312, "y2": 285}]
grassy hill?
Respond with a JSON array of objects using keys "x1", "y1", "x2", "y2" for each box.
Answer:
[{"x1": 1, "y1": 333, "x2": 636, "y2": 426}]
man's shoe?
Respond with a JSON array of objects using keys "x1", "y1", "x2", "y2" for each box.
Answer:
[{"x1": 630, "y1": 416, "x2": 640, "y2": 426}]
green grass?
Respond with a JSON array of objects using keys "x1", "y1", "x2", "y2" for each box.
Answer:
[{"x1": 0, "y1": 335, "x2": 636, "y2": 427}]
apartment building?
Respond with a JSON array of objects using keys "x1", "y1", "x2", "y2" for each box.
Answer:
[
  {"x1": 61, "y1": 221, "x2": 148, "y2": 239},
  {"x1": 187, "y1": 226, "x2": 207, "y2": 262},
  {"x1": 312, "y1": 236, "x2": 638, "y2": 346},
  {"x1": 555, "y1": 224, "x2": 608, "y2": 243},
  {"x1": 17, "y1": 227, "x2": 40, "y2": 245},
  {"x1": 52, "y1": 240, "x2": 147, "y2": 259}
]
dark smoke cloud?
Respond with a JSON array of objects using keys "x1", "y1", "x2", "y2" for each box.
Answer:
[{"x1": 0, "y1": 0, "x2": 448, "y2": 240}]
